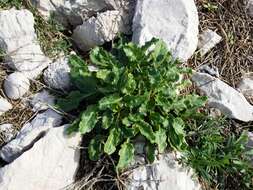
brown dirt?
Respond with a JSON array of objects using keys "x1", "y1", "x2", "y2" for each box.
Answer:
[{"x1": 190, "y1": 0, "x2": 253, "y2": 88}]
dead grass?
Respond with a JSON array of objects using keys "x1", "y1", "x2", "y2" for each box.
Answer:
[{"x1": 190, "y1": 0, "x2": 253, "y2": 87}]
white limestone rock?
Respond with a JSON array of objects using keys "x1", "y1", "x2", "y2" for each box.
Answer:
[
  {"x1": 247, "y1": 0, "x2": 253, "y2": 17},
  {"x1": 32, "y1": 0, "x2": 108, "y2": 28},
  {"x1": 43, "y1": 57, "x2": 71, "y2": 91},
  {"x1": 198, "y1": 29, "x2": 222, "y2": 56},
  {"x1": 237, "y1": 73, "x2": 253, "y2": 97},
  {"x1": 0, "y1": 97, "x2": 12, "y2": 116},
  {"x1": 0, "y1": 124, "x2": 16, "y2": 145},
  {"x1": 0, "y1": 125, "x2": 81, "y2": 190},
  {"x1": 72, "y1": 10, "x2": 122, "y2": 51},
  {"x1": 4, "y1": 72, "x2": 30, "y2": 100},
  {"x1": 192, "y1": 72, "x2": 253, "y2": 122},
  {"x1": 132, "y1": 0, "x2": 199, "y2": 61},
  {"x1": 0, "y1": 109, "x2": 62, "y2": 162},
  {"x1": 0, "y1": 9, "x2": 50, "y2": 79},
  {"x1": 30, "y1": 90, "x2": 55, "y2": 112},
  {"x1": 105, "y1": 0, "x2": 136, "y2": 34},
  {"x1": 197, "y1": 64, "x2": 220, "y2": 78},
  {"x1": 127, "y1": 153, "x2": 201, "y2": 190}
]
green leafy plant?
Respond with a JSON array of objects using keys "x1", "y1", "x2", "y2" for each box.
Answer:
[
  {"x1": 58, "y1": 37, "x2": 207, "y2": 172},
  {"x1": 0, "y1": 0, "x2": 22, "y2": 9},
  {"x1": 203, "y1": 2, "x2": 218, "y2": 12},
  {"x1": 182, "y1": 117, "x2": 253, "y2": 189}
]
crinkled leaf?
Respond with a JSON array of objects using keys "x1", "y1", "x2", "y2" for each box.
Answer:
[
  {"x1": 102, "y1": 111, "x2": 114, "y2": 129},
  {"x1": 155, "y1": 127, "x2": 167, "y2": 153},
  {"x1": 79, "y1": 105, "x2": 98, "y2": 134},
  {"x1": 104, "y1": 127, "x2": 121, "y2": 155},
  {"x1": 146, "y1": 143, "x2": 156, "y2": 163},
  {"x1": 99, "y1": 94, "x2": 122, "y2": 111},
  {"x1": 88, "y1": 135, "x2": 104, "y2": 161},
  {"x1": 138, "y1": 121, "x2": 156, "y2": 144},
  {"x1": 117, "y1": 139, "x2": 135, "y2": 172},
  {"x1": 57, "y1": 91, "x2": 94, "y2": 112}
]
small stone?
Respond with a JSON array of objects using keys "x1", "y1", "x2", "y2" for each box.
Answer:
[
  {"x1": 4, "y1": 72, "x2": 30, "y2": 100},
  {"x1": 0, "y1": 125, "x2": 81, "y2": 190},
  {"x1": 247, "y1": 0, "x2": 253, "y2": 17},
  {"x1": 192, "y1": 72, "x2": 253, "y2": 122},
  {"x1": 30, "y1": 90, "x2": 55, "y2": 112},
  {"x1": 0, "y1": 124, "x2": 17, "y2": 145},
  {"x1": 132, "y1": 0, "x2": 199, "y2": 61},
  {"x1": 127, "y1": 153, "x2": 201, "y2": 190},
  {"x1": 198, "y1": 64, "x2": 220, "y2": 78},
  {"x1": 72, "y1": 10, "x2": 122, "y2": 51},
  {"x1": 0, "y1": 97, "x2": 12, "y2": 116},
  {"x1": 0, "y1": 109, "x2": 62, "y2": 162},
  {"x1": 198, "y1": 29, "x2": 222, "y2": 56},
  {"x1": 43, "y1": 57, "x2": 71, "y2": 91}
]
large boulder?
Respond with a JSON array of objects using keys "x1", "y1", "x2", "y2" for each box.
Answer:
[
  {"x1": 192, "y1": 72, "x2": 253, "y2": 122},
  {"x1": 0, "y1": 109, "x2": 62, "y2": 162},
  {"x1": 72, "y1": 10, "x2": 123, "y2": 51},
  {"x1": 0, "y1": 125, "x2": 81, "y2": 190},
  {"x1": 32, "y1": 0, "x2": 108, "y2": 28},
  {"x1": 127, "y1": 153, "x2": 200, "y2": 190},
  {"x1": 0, "y1": 9, "x2": 50, "y2": 79},
  {"x1": 0, "y1": 97, "x2": 12, "y2": 116},
  {"x1": 132, "y1": 0, "x2": 199, "y2": 61}
]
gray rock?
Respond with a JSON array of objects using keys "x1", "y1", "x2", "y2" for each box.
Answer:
[
  {"x1": 132, "y1": 0, "x2": 199, "y2": 61},
  {"x1": 198, "y1": 29, "x2": 222, "y2": 56},
  {"x1": 30, "y1": 90, "x2": 55, "y2": 112},
  {"x1": 0, "y1": 125, "x2": 81, "y2": 190},
  {"x1": 247, "y1": 0, "x2": 253, "y2": 17},
  {"x1": 43, "y1": 57, "x2": 71, "y2": 91},
  {"x1": 237, "y1": 73, "x2": 253, "y2": 97},
  {"x1": 4, "y1": 72, "x2": 30, "y2": 100},
  {"x1": 72, "y1": 10, "x2": 123, "y2": 51},
  {"x1": 0, "y1": 109, "x2": 62, "y2": 162},
  {"x1": 0, "y1": 124, "x2": 17, "y2": 145},
  {"x1": 0, "y1": 9, "x2": 50, "y2": 79},
  {"x1": 127, "y1": 153, "x2": 201, "y2": 190},
  {"x1": 32, "y1": 0, "x2": 108, "y2": 28},
  {"x1": 0, "y1": 97, "x2": 12, "y2": 116},
  {"x1": 105, "y1": 0, "x2": 136, "y2": 34},
  {"x1": 198, "y1": 64, "x2": 220, "y2": 78},
  {"x1": 192, "y1": 72, "x2": 253, "y2": 122}
]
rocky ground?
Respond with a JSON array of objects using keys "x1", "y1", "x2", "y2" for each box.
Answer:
[{"x1": 0, "y1": 0, "x2": 253, "y2": 190}]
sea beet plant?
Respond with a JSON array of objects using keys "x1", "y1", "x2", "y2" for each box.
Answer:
[{"x1": 57, "y1": 38, "x2": 207, "y2": 171}]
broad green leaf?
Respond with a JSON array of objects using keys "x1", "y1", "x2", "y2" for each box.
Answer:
[
  {"x1": 88, "y1": 135, "x2": 104, "y2": 161},
  {"x1": 104, "y1": 127, "x2": 121, "y2": 155},
  {"x1": 99, "y1": 94, "x2": 122, "y2": 111},
  {"x1": 90, "y1": 47, "x2": 114, "y2": 68},
  {"x1": 155, "y1": 127, "x2": 167, "y2": 153},
  {"x1": 121, "y1": 73, "x2": 137, "y2": 94},
  {"x1": 146, "y1": 143, "x2": 156, "y2": 163},
  {"x1": 137, "y1": 121, "x2": 156, "y2": 144},
  {"x1": 66, "y1": 118, "x2": 80, "y2": 135},
  {"x1": 168, "y1": 118, "x2": 187, "y2": 151},
  {"x1": 57, "y1": 91, "x2": 94, "y2": 112},
  {"x1": 79, "y1": 105, "x2": 98, "y2": 134},
  {"x1": 102, "y1": 111, "x2": 114, "y2": 129},
  {"x1": 117, "y1": 139, "x2": 135, "y2": 172}
]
